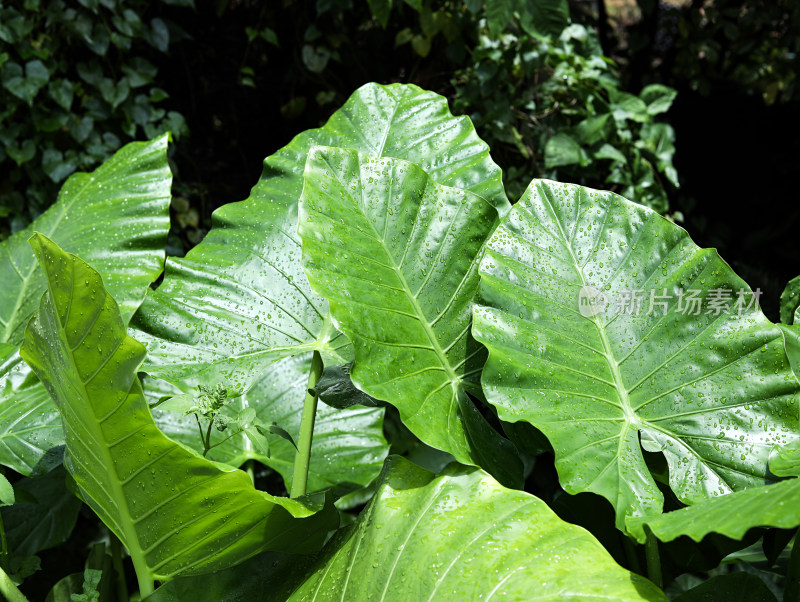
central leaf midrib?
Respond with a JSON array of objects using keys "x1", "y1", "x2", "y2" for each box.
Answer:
[
  {"x1": 359, "y1": 180, "x2": 459, "y2": 388},
  {"x1": 536, "y1": 188, "x2": 636, "y2": 425},
  {"x1": 50, "y1": 274, "x2": 151, "y2": 578}
]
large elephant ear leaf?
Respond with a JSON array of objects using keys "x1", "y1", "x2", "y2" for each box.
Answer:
[
  {"x1": 287, "y1": 456, "x2": 666, "y2": 601},
  {"x1": 298, "y1": 146, "x2": 522, "y2": 488},
  {"x1": 20, "y1": 234, "x2": 337, "y2": 594},
  {"x1": 0, "y1": 134, "x2": 171, "y2": 345},
  {"x1": 472, "y1": 179, "x2": 800, "y2": 529},
  {"x1": 0, "y1": 135, "x2": 172, "y2": 476},
  {"x1": 131, "y1": 82, "x2": 507, "y2": 396}
]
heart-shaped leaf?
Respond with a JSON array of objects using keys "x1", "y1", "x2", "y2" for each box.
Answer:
[
  {"x1": 131, "y1": 82, "x2": 508, "y2": 396},
  {"x1": 472, "y1": 179, "x2": 800, "y2": 528},
  {"x1": 21, "y1": 234, "x2": 337, "y2": 594},
  {"x1": 298, "y1": 146, "x2": 522, "y2": 487},
  {"x1": 287, "y1": 456, "x2": 665, "y2": 601}
]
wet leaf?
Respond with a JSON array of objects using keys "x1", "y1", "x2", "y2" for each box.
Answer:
[{"x1": 473, "y1": 179, "x2": 800, "y2": 529}]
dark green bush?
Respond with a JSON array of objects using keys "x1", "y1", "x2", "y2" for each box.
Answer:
[
  {"x1": 451, "y1": 22, "x2": 678, "y2": 210},
  {"x1": 0, "y1": 0, "x2": 191, "y2": 239}
]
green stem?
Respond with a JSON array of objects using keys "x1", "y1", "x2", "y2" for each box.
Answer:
[
  {"x1": 194, "y1": 414, "x2": 207, "y2": 452},
  {"x1": 205, "y1": 419, "x2": 214, "y2": 454},
  {"x1": 206, "y1": 428, "x2": 245, "y2": 453},
  {"x1": 645, "y1": 529, "x2": 663, "y2": 589},
  {"x1": 0, "y1": 564, "x2": 29, "y2": 602},
  {"x1": 290, "y1": 350, "x2": 323, "y2": 498},
  {"x1": 0, "y1": 510, "x2": 7, "y2": 556},
  {"x1": 786, "y1": 530, "x2": 800, "y2": 602},
  {"x1": 110, "y1": 535, "x2": 128, "y2": 602},
  {"x1": 244, "y1": 459, "x2": 255, "y2": 485}
]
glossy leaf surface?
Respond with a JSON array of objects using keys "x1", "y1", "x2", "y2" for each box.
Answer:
[
  {"x1": 131, "y1": 82, "x2": 508, "y2": 395},
  {"x1": 472, "y1": 179, "x2": 800, "y2": 528},
  {"x1": 0, "y1": 135, "x2": 172, "y2": 475},
  {"x1": 0, "y1": 345, "x2": 63, "y2": 475},
  {"x1": 21, "y1": 234, "x2": 337, "y2": 585},
  {"x1": 0, "y1": 134, "x2": 171, "y2": 345},
  {"x1": 780, "y1": 275, "x2": 800, "y2": 325},
  {"x1": 150, "y1": 353, "x2": 389, "y2": 495},
  {"x1": 626, "y1": 476, "x2": 800, "y2": 543},
  {"x1": 769, "y1": 439, "x2": 800, "y2": 477},
  {"x1": 288, "y1": 456, "x2": 665, "y2": 601},
  {"x1": 299, "y1": 147, "x2": 522, "y2": 487}
]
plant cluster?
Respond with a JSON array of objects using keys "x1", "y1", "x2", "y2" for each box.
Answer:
[
  {"x1": 451, "y1": 21, "x2": 679, "y2": 210},
  {"x1": 0, "y1": 0, "x2": 190, "y2": 239},
  {"x1": 0, "y1": 83, "x2": 799, "y2": 601}
]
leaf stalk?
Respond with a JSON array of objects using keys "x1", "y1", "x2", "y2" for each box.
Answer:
[
  {"x1": 0, "y1": 564, "x2": 29, "y2": 602},
  {"x1": 291, "y1": 351, "x2": 323, "y2": 498}
]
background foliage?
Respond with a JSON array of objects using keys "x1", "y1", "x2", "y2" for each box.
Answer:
[{"x1": 0, "y1": 0, "x2": 190, "y2": 238}]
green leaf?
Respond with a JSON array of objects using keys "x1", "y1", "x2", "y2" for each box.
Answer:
[
  {"x1": 313, "y1": 363, "x2": 381, "y2": 409},
  {"x1": 287, "y1": 456, "x2": 666, "y2": 601},
  {"x1": 0, "y1": 134, "x2": 171, "y2": 346},
  {"x1": 595, "y1": 143, "x2": 628, "y2": 163},
  {"x1": 5, "y1": 139, "x2": 36, "y2": 166},
  {"x1": 780, "y1": 275, "x2": 800, "y2": 325},
  {"x1": 0, "y1": 346, "x2": 63, "y2": 476},
  {"x1": 299, "y1": 146, "x2": 522, "y2": 487},
  {"x1": 518, "y1": 0, "x2": 571, "y2": 38},
  {"x1": 70, "y1": 568, "x2": 102, "y2": 602},
  {"x1": 42, "y1": 149, "x2": 78, "y2": 182},
  {"x1": 3, "y1": 59, "x2": 49, "y2": 104},
  {"x1": 640, "y1": 84, "x2": 678, "y2": 116},
  {"x1": 609, "y1": 88, "x2": 649, "y2": 123},
  {"x1": 1, "y1": 466, "x2": 82, "y2": 555},
  {"x1": 545, "y1": 133, "x2": 589, "y2": 167},
  {"x1": 575, "y1": 113, "x2": 611, "y2": 145},
  {"x1": 472, "y1": 179, "x2": 800, "y2": 529},
  {"x1": 637, "y1": 123, "x2": 679, "y2": 188},
  {"x1": 145, "y1": 18, "x2": 170, "y2": 52},
  {"x1": 769, "y1": 439, "x2": 800, "y2": 477},
  {"x1": 485, "y1": 0, "x2": 515, "y2": 36},
  {"x1": 132, "y1": 82, "x2": 507, "y2": 396},
  {"x1": 626, "y1": 476, "x2": 800, "y2": 544},
  {"x1": 366, "y1": 0, "x2": 392, "y2": 28},
  {"x1": 0, "y1": 473, "x2": 13, "y2": 506},
  {"x1": 150, "y1": 353, "x2": 389, "y2": 495},
  {"x1": 145, "y1": 549, "x2": 315, "y2": 602},
  {"x1": 20, "y1": 234, "x2": 337, "y2": 589}
]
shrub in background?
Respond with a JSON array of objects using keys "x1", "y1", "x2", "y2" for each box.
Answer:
[{"x1": 0, "y1": 0, "x2": 191, "y2": 239}]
